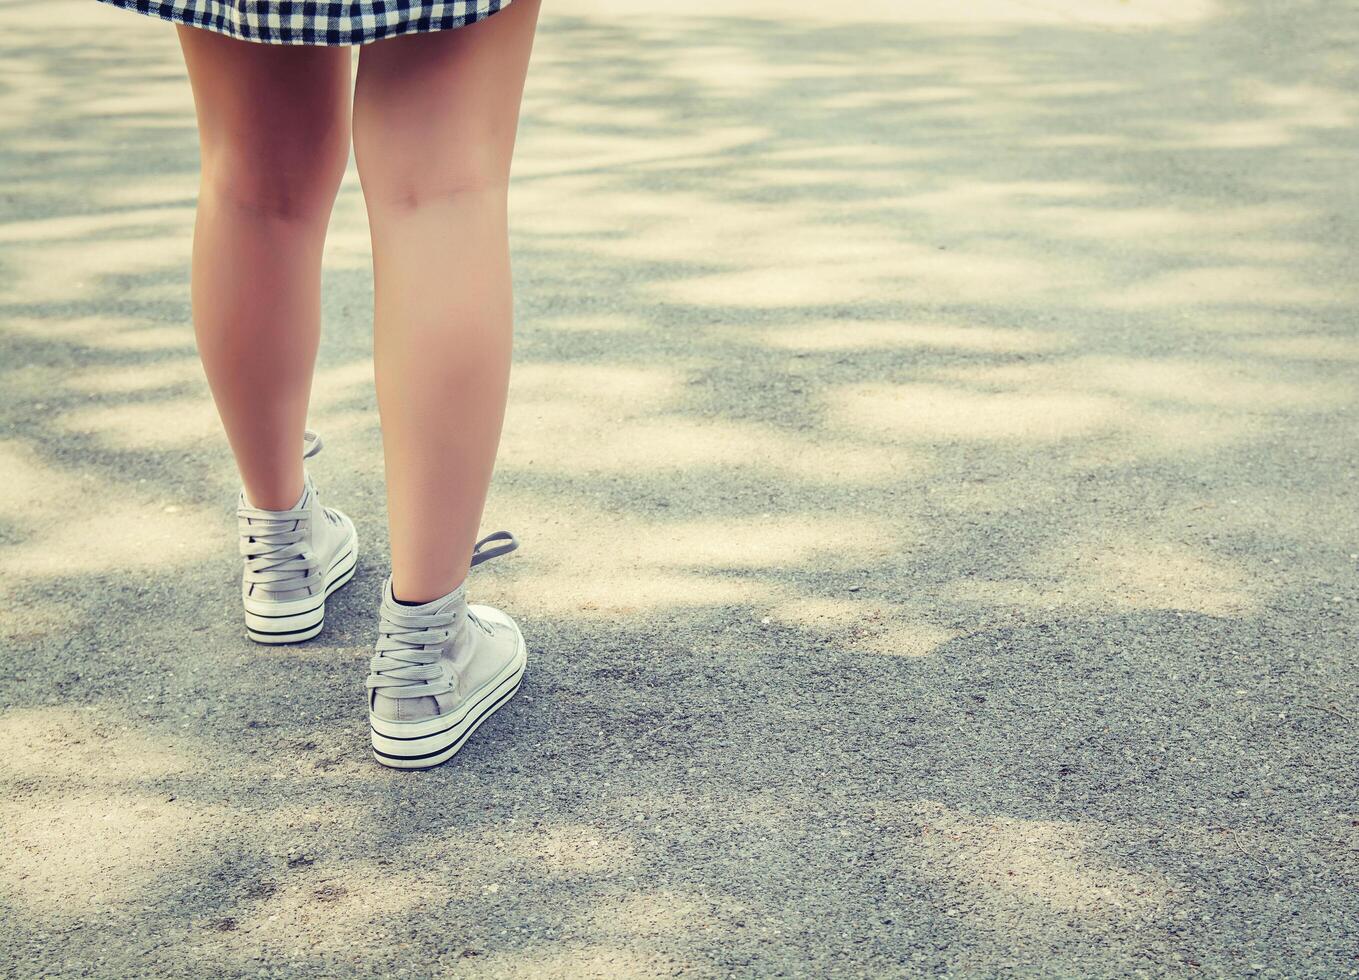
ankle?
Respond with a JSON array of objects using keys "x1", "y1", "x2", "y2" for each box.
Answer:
[
  {"x1": 391, "y1": 574, "x2": 468, "y2": 607},
  {"x1": 242, "y1": 479, "x2": 307, "y2": 512}
]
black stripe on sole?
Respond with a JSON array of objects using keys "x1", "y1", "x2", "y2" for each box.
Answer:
[
  {"x1": 248, "y1": 621, "x2": 325, "y2": 638},
  {"x1": 370, "y1": 661, "x2": 524, "y2": 742},
  {"x1": 372, "y1": 679, "x2": 522, "y2": 763},
  {"x1": 242, "y1": 545, "x2": 356, "y2": 619},
  {"x1": 328, "y1": 544, "x2": 357, "y2": 572},
  {"x1": 244, "y1": 546, "x2": 358, "y2": 638},
  {"x1": 246, "y1": 602, "x2": 324, "y2": 620}
]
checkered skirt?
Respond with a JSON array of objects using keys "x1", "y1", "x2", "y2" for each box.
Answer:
[{"x1": 96, "y1": 0, "x2": 514, "y2": 45}]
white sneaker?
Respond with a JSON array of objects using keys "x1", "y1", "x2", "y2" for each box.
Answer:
[
  {"x1": 367, "y1": 531, "x2": 526, "y2": 770},
  {"x1": 236, "y1": 430, "x2": 359, "y2": 644}
]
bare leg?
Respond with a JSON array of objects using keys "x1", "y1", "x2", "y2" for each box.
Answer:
[
  {"x1": 176, "y1": 26, "x2": 352, "y2": 509},
  {"x1": 352, "y1": 2, "x2": 542, "y2": 603}
]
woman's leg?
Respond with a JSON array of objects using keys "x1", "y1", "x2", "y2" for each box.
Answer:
[
  {"x1": 351, "y1": 2, "x2": 542, "y2": 603},
  {"x1": 176, "y1": 27, "x2": 353, "y2": 510}
]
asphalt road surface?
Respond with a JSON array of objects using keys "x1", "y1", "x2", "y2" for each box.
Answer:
[{"x1": 2, "y1": 0, "x2": 1356, "y2": 975}]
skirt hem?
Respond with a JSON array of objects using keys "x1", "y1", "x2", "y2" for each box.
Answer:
[{"x1": 94, "y1": 0, "x2": 514, "y2": 46}]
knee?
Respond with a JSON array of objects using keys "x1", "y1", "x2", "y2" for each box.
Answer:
[
  {"x1": 201, "y1": 123, "x2": 351, "y2": 222},
  {"x1": 354, "y1": 139, "x2": 510, "y2": 214}
]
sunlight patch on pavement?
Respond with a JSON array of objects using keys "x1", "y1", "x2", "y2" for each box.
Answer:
[
  {"x1": 0, "y1": 439, "x2": 221, "y2": 580},
  {"x1": 195, "y1": 869, "x2": 431, "y2": 964},
  {"x1": 512, "y1": 125, "x2": 771, "y2": 184},
  {"x1": 832, "y1": 383, "x2": 1118, "y2": 443},
  {"x1": 58, "y1": 395, "x2": 219, "y2": 450},
  {"x1": 71, "y1": 357, "x2": 204, "y2": 395},
  {"x1": 99, "y1": 173, "x2": 200, "y2": 208},
  {"x1": 651, "y1": 236, "x2": 1062, "y2": 308},
  {"x1": 828, "y1": 349, "x2": 1338, "y2": 460},
  {"x1": 506, "y1": 569, "x2": 781, "y2": 617},
  {"x1": 78, "y1": 83, "x2": 194, "y2": 122},
  {"x1": 0, "y1": 707, "x2": 191, "y2": 782},
  {"x1": 3, "y1": 792, "x2": 208, "y2": 915},
  {"x1": 905, "y1": 803, "x2": 1172, "y2": 925},
  {"x1": 1231, "y1": 334, "x2": 1359, "y2": 363},
  {"x1": 504, "y1": 360, "x2": 920, "y2": 484},
  {"x1": 1031, "y1": 534, "x2": 1257, "y2": 617},
  {"x1": 581, "y1": 889, "x2": 734, "y2": 944},
  {"x1": 937, "y1": 535, "x2": 1257, "y2": 618},
  {"x1": 561, "y1": 0, "x2": 1218, "y2": 27},
  {"x1": 502, "y1": 824, "x2": 639, "y2": 876},
  {"x1": 763, "y1": 594, "x2": 958, "y2": 659},
  {"x1": 487, "y1": 497, "x2": 897, "y2": 617},
  {"x1": 945, "y1": 356, "x2": 1348, "y2": 412},
  {"x1": 477, "y1": 945, "x2": 683, "y2": 978},
  {"x1": 749, "y1": 318, "x2": 1068, "y2": 355},
  {"x1": 2, "y1": 314, "x2": 194, "y2": 353},
  {"x1": 0, "y1": 498, "x2": 222, "y2": 580},
  {"x1": 0, "y1": 709, "x2": 205, "y2": 916},
  {"x1": 0, "y1": 211, "x2": 191, "y2": 306},
  {"x1": 502, "y1": 414, "x2": 918, "y2": 485},
  {"x1": 1103, "y1": 265, "x2": 1352, "y2": 310},
  {"x1": 510, "y1": 362, "x2": 684, "y2": 409},
  {"x1": 537, "y1": 312, "x2": 646, "y2": 334}
]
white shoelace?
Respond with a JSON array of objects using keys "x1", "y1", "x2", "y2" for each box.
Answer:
[
  {"x1": 366, "y1": 532, "x2": 519, "y2": 702},
  {"x1": 238, "y1": 499, "x2": 322, "y2": 597},
  {"x1": 236, "y1": 430, "x2": 326, "y2": 599}
]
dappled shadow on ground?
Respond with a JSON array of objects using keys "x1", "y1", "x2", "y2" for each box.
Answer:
[{"x1": 2, "y1": 0, "x2": 1356, "y2": 975}]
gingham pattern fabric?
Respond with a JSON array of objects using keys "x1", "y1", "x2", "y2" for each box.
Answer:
[{"x1": 96, "y1": 0, "x2": 513, "y2": 45}]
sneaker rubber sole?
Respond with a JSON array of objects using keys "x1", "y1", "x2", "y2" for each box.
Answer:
[
  {"x1": 243, "y1": 526, "x2": 359, "y2": 644},
  {"x1": 369, "y1": 608, "x2": 527, "y2": 770}
]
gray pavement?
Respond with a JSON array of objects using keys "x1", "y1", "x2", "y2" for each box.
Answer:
[{"x1": 1, "y1": 0, "x2": 1357, "y2": 976}]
